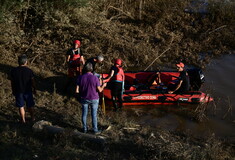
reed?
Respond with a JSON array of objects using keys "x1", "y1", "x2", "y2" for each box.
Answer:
[{"x1": 222, "y1": 96, "x2": 233, "y2": 119}]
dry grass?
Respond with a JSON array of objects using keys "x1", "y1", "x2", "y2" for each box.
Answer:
[
  {"x1": 0, "y1": 0, "x2": 234, "y2": 72},
  {"x1": 0, "y1": 0, "x2": 235, "y2": 159}
]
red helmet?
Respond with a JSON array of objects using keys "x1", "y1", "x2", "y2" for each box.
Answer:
[
  {"x1": 73, "y1": 40, "x2": 80, "y2": 46},
  {"x1": 115, "y1": 59, "x2": 122, "y2": 65}
]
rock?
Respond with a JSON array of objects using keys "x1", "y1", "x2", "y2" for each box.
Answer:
[
  {"x1": 32, "y1": 120, "x2": 52, "y2": 132},
  {"x1": 32, "y1": 120, "x2": 107, "y2": 144}
]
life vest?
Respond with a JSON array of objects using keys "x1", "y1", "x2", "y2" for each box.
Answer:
[
  {"x1": 112, "y1": 65, "x2": 124, "y2": 82},
  {"x1": 69, "y1": 48, "x2": 81, "y2": 62}
]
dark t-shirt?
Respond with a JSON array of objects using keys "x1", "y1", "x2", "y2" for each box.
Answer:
[
  {"x1": 110, "y1": 65, "x2": 124, "y2": 82},
  {"x1": 109, "y1": 66, "x2": 124, "y2": 97},
  {"x1": 66, "y1": 48, "x2": 83, "y2": 59},
  {"x1": 84, "y1": 57, "x2": 97, "y2": 72},
  {"x1": 110, "y1": 66, "x2": 118, "y2": 74},
  {"x1": 11, "y1": 66, "x2": 34, "y2": 94},
  {"x1": 177, "y1": 70, "x2": 190, "y2": 93}
]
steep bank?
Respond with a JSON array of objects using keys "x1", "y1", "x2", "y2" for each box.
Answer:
[
  {"x1": 0, "y1": 0, "x2": 234, "y2": 159},
  {"x1": 0, "y1": 0, "x2": 234, "y2": 72}
]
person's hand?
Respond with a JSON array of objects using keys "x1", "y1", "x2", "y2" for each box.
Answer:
[
  {"x1": 168, "y1": 91, "x2": 174, "y2": 94},
  {"x1": 103, "y1": 82, "x2": 107, "y2": 88}
]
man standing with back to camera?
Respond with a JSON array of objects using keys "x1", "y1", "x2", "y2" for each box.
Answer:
[
  {"x1": 76, "y1": 63, "x2": 106, "y2": 134},
  {"x1": 11, "y1": 54, "x2": 36, "y2": 123}
]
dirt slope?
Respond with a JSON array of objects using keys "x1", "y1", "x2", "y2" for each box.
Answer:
[{"x1": 0, "y1": 0, "x2": 234, "y2": 159}]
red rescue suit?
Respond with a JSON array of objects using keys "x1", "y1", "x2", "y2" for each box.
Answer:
[
  {"x1": 68, "y1": 48, "x2": 82, "y2": 77},
  {"x1": 111, "y1": 65, "x2": 124, "y2": 82}
]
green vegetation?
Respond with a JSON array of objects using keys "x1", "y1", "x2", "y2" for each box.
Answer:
[{"x1": 0, "y1": 0, "x2": 234, "y2": 159}]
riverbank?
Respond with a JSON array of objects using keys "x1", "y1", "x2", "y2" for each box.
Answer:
[{"x1": 0, "y1": 0, "x2": 234, "y2": 159}]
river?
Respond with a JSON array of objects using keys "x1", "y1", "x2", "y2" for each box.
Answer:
[{"x1": 124, "y1": 54, "x2": 235, "y2": 141}]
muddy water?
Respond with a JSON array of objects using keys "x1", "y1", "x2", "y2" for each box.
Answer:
[
  {"x1": 203, "y1": 54, "x2": 235, "y2": 117},
  {"x1": 124, "y1": 54, "x2": 235, "y2": 140}
]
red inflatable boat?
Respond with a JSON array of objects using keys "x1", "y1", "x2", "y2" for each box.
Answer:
[{"x1": 101, "y1": 68, "x2": 213, "y2": 106}]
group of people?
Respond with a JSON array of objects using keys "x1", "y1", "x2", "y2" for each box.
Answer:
[
  {"x1": 66, "y1": 40, "x2": 104, "y2": 77},
  {"x1": 11, "y1": 40, "x2": 125, "y2": 134},
  {"x1": 147, "y1": 62, "x2": 190, "y2": 94},
  {"x1": 10, "y1": 39, "x2": 189, "y2": 134}
]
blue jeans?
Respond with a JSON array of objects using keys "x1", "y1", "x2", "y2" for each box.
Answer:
[{"x1": 80, "y1": 99, "x2": 99, "y2": 132}]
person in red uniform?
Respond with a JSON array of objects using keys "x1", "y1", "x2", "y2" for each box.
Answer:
[
  {"x1": 103, "y1": 59, "x2": 125, "y2": 111},
  {"x1": 66, "y1": 40, "x2": 85, "y2": 77}
]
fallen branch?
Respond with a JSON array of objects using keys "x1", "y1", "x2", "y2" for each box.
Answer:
[
  {"x1": 159, "y1": 135, "x2": 168, "y2": 143},
  {"x1": 144, "y1": 48, "x2": 170, "y2": 71},
  {"x1": 105, "y1": 125, "x2": 112, "y2": 131},
  {"x1": 33, "y1": 120, "x2": 107, "y2": 144},
  {"x1": 30, "y1": 53, "x2": 40, "y2": 64},
  {"x1": 123, "y1": 127, "x2": 140, "y2": 131},
  {"x1": 144, "y1": 32, "x2": 175, "y2": 71},
  {"x1": 107, "y1": 6, "x2": 135, "y2": 20},
  {"x1": 24, "y1": 40, "x2": 34, "y2": 53},
  {"x1": 208, "y1": 25, "x2": 227, "y2": 34}
]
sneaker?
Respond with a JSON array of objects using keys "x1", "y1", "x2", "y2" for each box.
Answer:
[{"x1": 93, "y1": 130, "x2": 101, "y2": 135}]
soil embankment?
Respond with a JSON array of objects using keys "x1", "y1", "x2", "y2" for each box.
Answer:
[{"x1": 0, "y1": 0, "x2": 234, "y2": 159}]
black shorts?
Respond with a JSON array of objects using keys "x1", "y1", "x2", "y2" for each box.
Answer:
[
  {"x1": 111, "y1": 82, "x2": 123, "y2": 96},
  {"x1": 15, "y1": 92, "x2": 35, "y2": 108}
]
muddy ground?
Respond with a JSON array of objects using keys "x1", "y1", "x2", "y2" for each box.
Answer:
[{"x1": 0, "y1": 0, "x2": 234, "y2": 159}]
